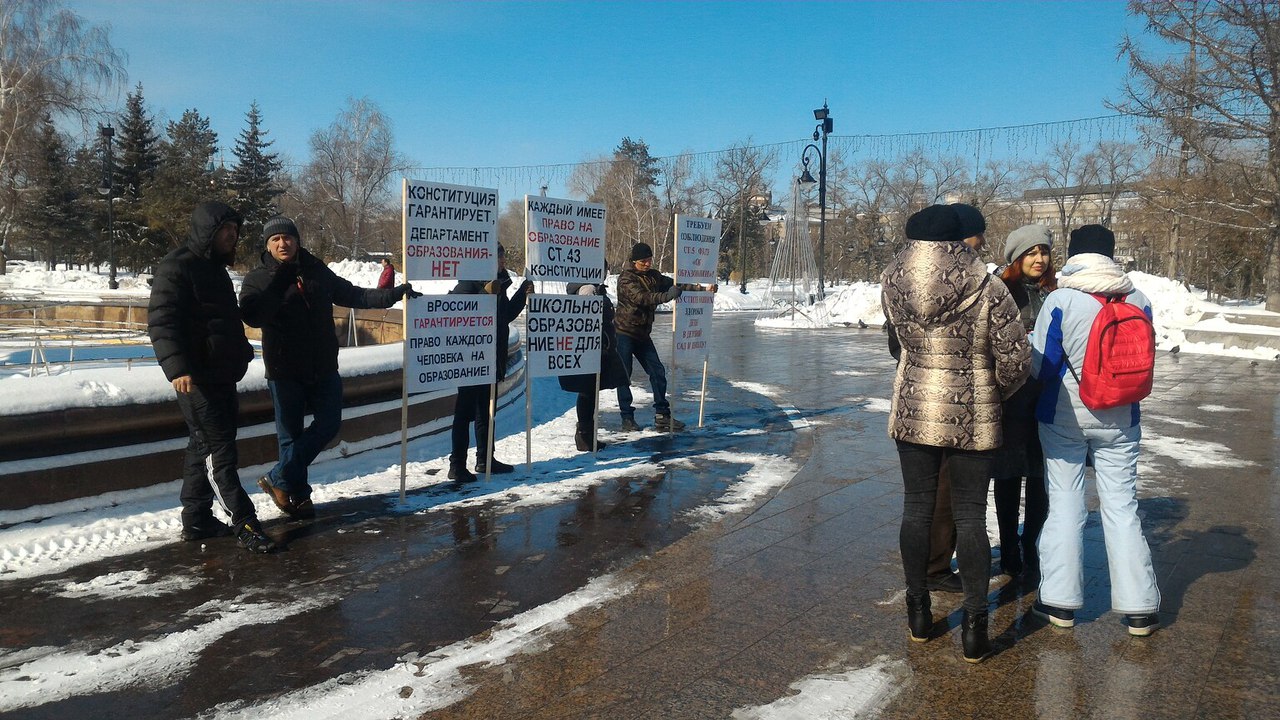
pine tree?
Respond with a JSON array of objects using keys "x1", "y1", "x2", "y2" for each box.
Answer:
[
  {"x1": 18, "y1": 117, "x2": 85, "y2": 269},
  {"x1": 115, "y1": 83, "x2": 163, "y2": 269},
  {"x1": 230, "y1": 101, "x2": 283, "y2": 258},
  {"x1": 116, "y1": 83, "x2": 159, "y2": 201},
  {"x1": 146, "y1": 109, "x2": 218, "y2": 248}
]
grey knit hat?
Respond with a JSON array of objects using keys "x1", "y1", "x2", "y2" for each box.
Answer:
[
  {"x1": 1004, "y1": 224, "x2": 1053, "y2": 265},
  {"x1": 262, "y1": 216, "x2": 299, "y2": 244}
]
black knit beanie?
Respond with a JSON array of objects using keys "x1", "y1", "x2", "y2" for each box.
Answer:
[
  {"x1": 951, "y1": 203, "x2": 986, "y2": 239},
  {"x1": 904, "y1": 205, "x2": 962, "y2": 242},
  {"x1": 629, "y1": 243, "x2": 653, "y2": 262},
  {"x1": 262, "y1": 216, "x2": 300, "y2": 244},
  {"x1": 1067, "y1": 224, "x2": 1115, "y2": 258}
]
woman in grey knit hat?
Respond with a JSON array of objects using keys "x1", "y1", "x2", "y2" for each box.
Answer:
[{"x1": 992, "y1": 224, "x2": 1056, "y2": 579}]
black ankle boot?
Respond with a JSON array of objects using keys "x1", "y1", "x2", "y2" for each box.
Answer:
[
  {"x1": 907, "y1": 592, "x2": 932, "y2": 642},
  {"x1": 962, "y1": 610, "x2": 991, "y2": 663}
]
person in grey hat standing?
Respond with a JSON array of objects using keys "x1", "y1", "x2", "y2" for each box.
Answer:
[
  {"x1": 992, "y1": 224, "x2": 1057, "y2": 580},
  {"x1": 613, "y1": 242, "x2": 715, "y2": 432},
  {"x1": 240, "y1": 215, "x2": 420, "y2": 518},
  {"x1": 148, "y1": 201, "x2": 276, "y2": 553}
]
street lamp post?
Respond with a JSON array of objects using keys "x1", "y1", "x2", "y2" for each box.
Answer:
[
  {"x1": 799, "y1": 103, "x2": 832, "y2": 298},
  {"x1": 98, "y1": 125, "x2": 117, "y2": 290},
  {"x1": 737, "y1": 187, "x2": 749, "y2": 294}
]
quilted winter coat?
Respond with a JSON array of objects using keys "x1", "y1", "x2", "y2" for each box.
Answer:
[
  {"x1": 881, "y1": 240, "x2": 1030, "y2": 451},
  {"x1": 147, "y1": 201, "x2": 254, "y2": 386}
]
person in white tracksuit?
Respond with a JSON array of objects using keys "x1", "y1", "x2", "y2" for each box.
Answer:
[{"x1": 1029, "y1": 224, "x2": 1161, "y2": 637}]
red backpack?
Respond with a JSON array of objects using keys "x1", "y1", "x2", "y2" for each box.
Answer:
[{"x1": 1067, "y1": 292, "x2": 1156, "y2": 410}]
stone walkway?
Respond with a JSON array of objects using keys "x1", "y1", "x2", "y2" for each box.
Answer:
[{"x1": 422, "y1": 317, "x2": 1280, "y2": 719}]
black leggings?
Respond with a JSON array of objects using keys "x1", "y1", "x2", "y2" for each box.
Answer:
[{"x1": 896, "y1": 441, "x2": 993, "y2": 614}]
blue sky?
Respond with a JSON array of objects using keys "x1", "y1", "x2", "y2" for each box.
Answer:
[{"x1": 69, "y1": 1, "x2": 1151, "y2": 199}]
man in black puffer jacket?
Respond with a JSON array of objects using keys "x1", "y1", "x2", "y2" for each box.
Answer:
[
  {"x1": 148, "y1": 201, "x2": 275, "y2": 553},
  {"x1": 240, "y1": 216, "x2": 419, "y2": 518}
]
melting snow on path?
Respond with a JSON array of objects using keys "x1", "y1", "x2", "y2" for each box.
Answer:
[
  {"x1": 0, "y1": 595, "x2": 329, "y2": 712},
  {"x1": 201, "y1": 575, "x2": 632, "y2": 720},
  {"x1": 730, "y1": 656, "x2": 906, "y2": 719}
]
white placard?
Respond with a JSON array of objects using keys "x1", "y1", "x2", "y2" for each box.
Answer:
[
  {"x1": 405, "y1": 294, "x2": 498, "y2": 393},
  {"x1": 403, "y1": 179, "x2": 498, "y2": 281},
  {"x1": 525, "y1": 195, "x2": 606, "y2": 283},
  {"x1": 525, "y1": 294, "x2": 603, "y2": 377},
  {"x1": 674, "y1": 215, "x2": 721, "y2": 284},
  {"x1": 673, "y1": 291, "x2": 714, "y2": 361}
]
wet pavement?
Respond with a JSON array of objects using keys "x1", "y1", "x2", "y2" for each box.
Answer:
[{"x1": 2, "y1": 313, "x2": 1279, "y2": 719}]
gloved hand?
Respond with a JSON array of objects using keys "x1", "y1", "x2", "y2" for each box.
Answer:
[
  {"x1": 483, "y1": 275, "x2": 513, "y2": 294},
  {"x1": 269, "y1": 263, "x2": 298, "y2": 291},
  {"x1": 519, "y1": 279, "x2": 534, "y2": 295},
  {"x1": 661, "y1": 286, "x2": 682, "y2": 303},
  {"x1": 395, "y1": 283, "x2": 422, "y2": 300}
]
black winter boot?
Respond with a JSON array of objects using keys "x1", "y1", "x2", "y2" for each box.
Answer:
[
  {"x1": 654, "y1": 413, "x2": 685, "y2": 432},
  {"x1": 448, "y1": 465, "x2": 478, "y2": 483},
  {"x1": 575, "y1": 424, "x2": 608, "y2": 452},
  {"x1": 907, "y1": 592, "x2": 932, "y2": 642},
  {"x1": 962, "y1": 610, "x2": 991, "y2": 663}
]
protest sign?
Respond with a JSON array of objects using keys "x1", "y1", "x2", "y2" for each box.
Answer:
[
  {"x1": 525, "y1": 294, "x2": 603, "y2": 377},
  {"x1": 674, "y1": 291, "x2": 714, "y2": 361},
  {"x1": 525, "y1": 195, "x2": 606, "y2": 283},
  {"x1": 403, "y1": 179, "x2": 498, "y2": 281},
  {"x1": 404, "y1": 294, "x2": 498, "y2": 393},
  {"x1": 674, "y1": 215, "x2": 721, "y2": 284}
]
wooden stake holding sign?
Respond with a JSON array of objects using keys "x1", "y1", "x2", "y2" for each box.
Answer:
[{"x1": 671, "y1": 215, "x2": 722, "y2": 429}]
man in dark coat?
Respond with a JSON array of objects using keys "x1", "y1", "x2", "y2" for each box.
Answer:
[
  {"x1": 147, "y1": 201, "x2": 275, "y2": 553},
  {"x1": 447, "y1": 244, "x2": 532, "y2": 481},
  {"x1": 239, "y1": 216, "x2": 418, "y2": 518},
  {"x1": 613, "y1": 242, "x2": 715, "y2": 432}
]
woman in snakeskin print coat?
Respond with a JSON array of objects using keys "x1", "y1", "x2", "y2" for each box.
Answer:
[{"x1": 880, "y1": 204, "x2": 1030, "y2": 662}]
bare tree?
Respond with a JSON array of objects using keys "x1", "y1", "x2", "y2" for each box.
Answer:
[
  {"x1": 496, "y1": 198, "x2": 526, "y2": 270},
  {"x1": 568, "y1": 139, "x2": 664, "y2": 271},
  {"x1": 1093, "y1": 142, "x2": 1147, "y2": 226},
  {"x1": 702, "y1": 140, "x2": 776, "y2": 287},
  {"x1": 955, "y1": 158, "x2": 1028, "y2": 264},
  {"x1": 301, "y1": 97, "x2": 408, "y2": 259},
  {"x1": 1116, "y1": 0, "x2": 1280, "y2": 308},
  {"x1": 654, "y1": 151, "x2": 703, "y2": 266},
  {"x1": 0, "y1": 0, "x2": 125, "y2": 272},
  {"x1": 1025, "y1": 141, "x2": 1101, "y2": 243}
]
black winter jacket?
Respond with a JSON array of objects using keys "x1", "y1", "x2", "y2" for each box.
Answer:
[
  {"x1": 450, "y1": 270, "x2": 529, "y2": 380},
  {"x1": 147, "y1": 201, "x2": 254, "y2": 385},
  {"x1": 1000, "y1": 276, "x2": 1049, "y2": 420},
  {"x1": 239, "y1": 247, "x2": 400, "y2": 382}
]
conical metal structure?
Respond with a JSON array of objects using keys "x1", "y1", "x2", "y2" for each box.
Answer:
[{"x1": 762, "y1": 180, "x2": 829, "y2": 326}]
